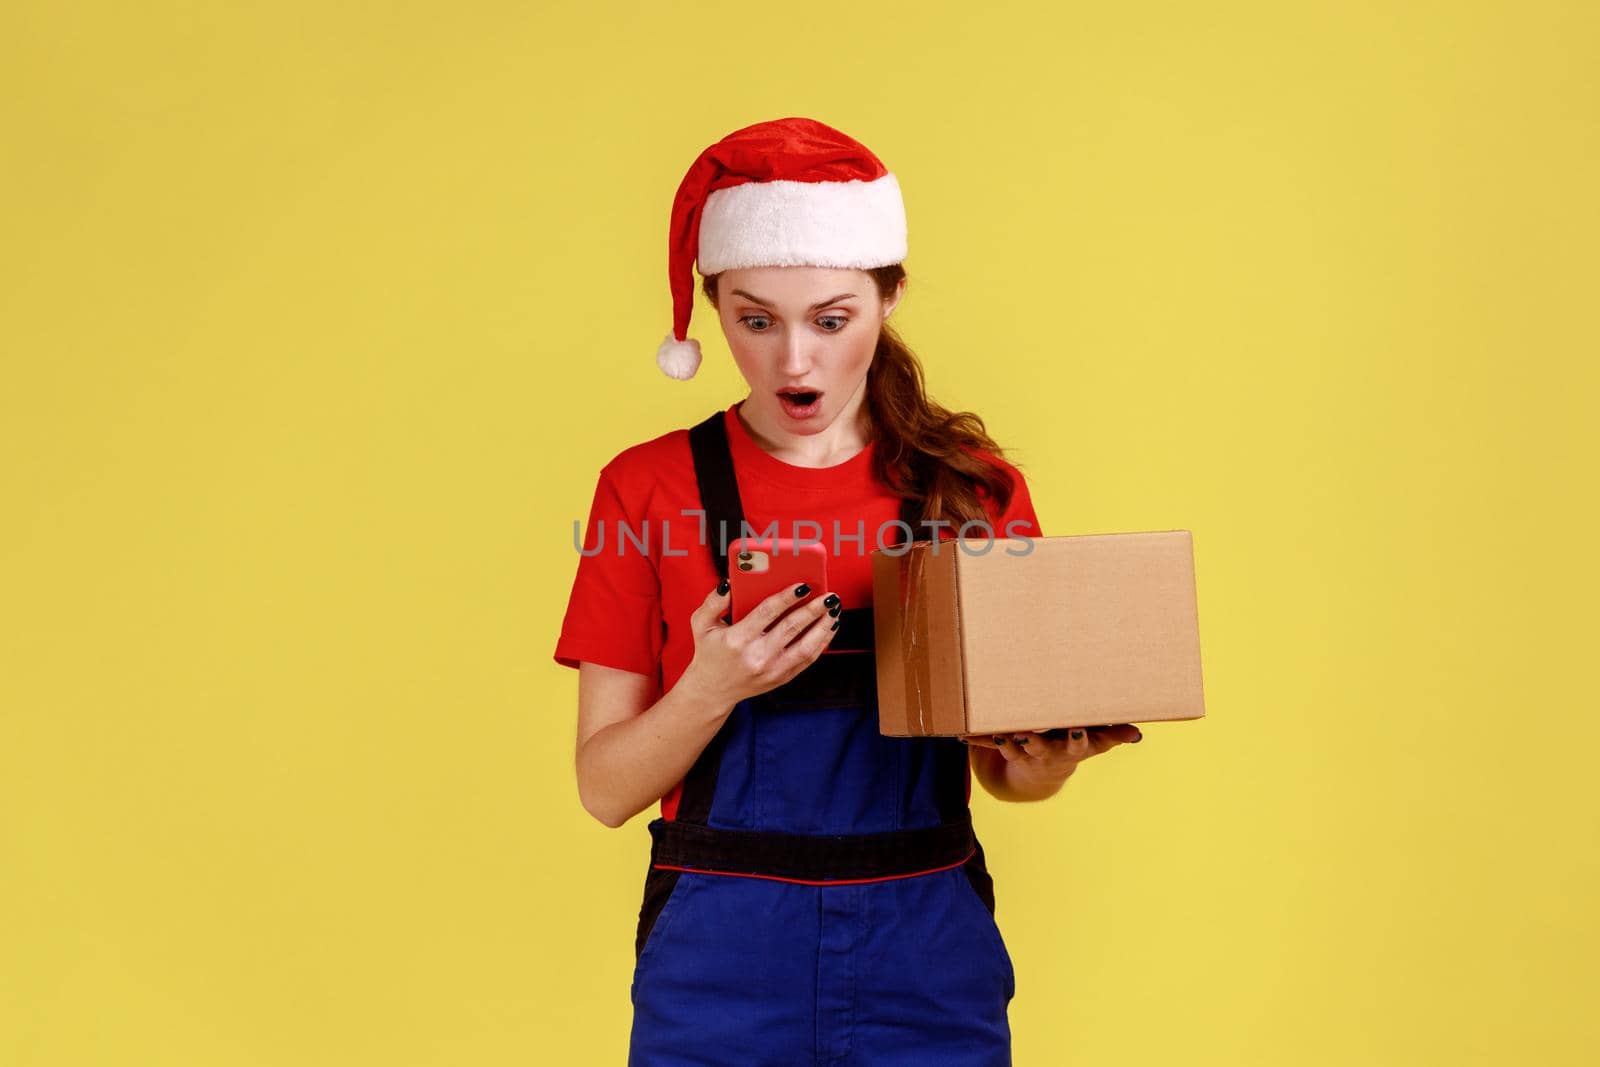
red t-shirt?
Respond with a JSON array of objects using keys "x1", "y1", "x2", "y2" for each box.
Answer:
[{"x1": 553, "y1": 400, "x2": 1044, "y2": 819}]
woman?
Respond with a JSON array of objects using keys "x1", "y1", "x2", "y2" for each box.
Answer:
[{"x1": 554, "y1": 117, "x2": 1140, "y2": 1065}]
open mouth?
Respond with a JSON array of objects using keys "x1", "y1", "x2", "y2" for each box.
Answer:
[{"x1": 776, "y1": 388, "x2": 823, "y2": 417}]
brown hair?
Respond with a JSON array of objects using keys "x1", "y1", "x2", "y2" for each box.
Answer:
[{"x1": 703, "y1": 264, "x2": 1019, "y2": 534}]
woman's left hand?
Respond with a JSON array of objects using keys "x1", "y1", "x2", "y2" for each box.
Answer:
[{"x1": 959, "y1": 724, "x2": 1143, "y2": 776}]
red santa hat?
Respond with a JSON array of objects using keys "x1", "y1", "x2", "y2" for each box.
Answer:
[{"x1": 656, "y1": 116, "x2": 908, "y2": 380}]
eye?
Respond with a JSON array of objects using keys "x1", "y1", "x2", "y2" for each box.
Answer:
[
  {"x1": 817, "y1": 316, "x2": 847, "y2": 332},
  {"x1": 738, "y1": 315, "x2": 772, "y2": 332}
]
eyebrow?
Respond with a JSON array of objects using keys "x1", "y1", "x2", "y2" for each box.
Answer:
[{"x1": 730, "y1": 289, "x2": 860, "y2": 311}]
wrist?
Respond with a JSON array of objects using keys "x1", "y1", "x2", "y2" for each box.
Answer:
[
  {"x1": 675, "y1": 664, "x2": 740, "y2": 721},
  {"x1": 1003, "y1": 751, "x2": 1076, "y2": 798}
]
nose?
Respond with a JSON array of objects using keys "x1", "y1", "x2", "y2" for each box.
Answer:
[{"x1": 779, "y1": 329, "x2": 813, "y2": 376}]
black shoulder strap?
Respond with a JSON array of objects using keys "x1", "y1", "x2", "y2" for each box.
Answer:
[
  {"x1": 688, "y1": 410, "x2": 747, "y2": 584},
  {"x1": 896, "y1": 492, "x2": 923, "y2": 545},
  {"x1": 676, "y1": 410, "x2": 743, "y2": 825}
]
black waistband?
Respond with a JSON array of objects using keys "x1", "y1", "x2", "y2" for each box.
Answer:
[{"x1": 646, "y1": 815, "x2": 977, "y2": 883}]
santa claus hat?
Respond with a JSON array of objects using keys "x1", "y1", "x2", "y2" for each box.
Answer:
[{"x1": 656, "y1": 116, "x2": 908, "y2": 380}]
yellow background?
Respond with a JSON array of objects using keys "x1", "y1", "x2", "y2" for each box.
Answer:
[{"x1": 3, "y1": 1, "x2": 1596, "y2": 1063}]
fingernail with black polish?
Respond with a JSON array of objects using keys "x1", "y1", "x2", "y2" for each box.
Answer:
[
  {"x1": 827, "y1": 605, "x2": 841, "y2": 617},
  {"x1": 1013, "y1": 737, "x2": 1029, "y2": 746},
  {"x1": 993, "y1": 736, "x2": 1007, "y2": 745},
  {"x1": 716, "y1": 578, "x2": 730, "y2": 596},
  {"x1": 823, "y1": 593, "x2": 840, "y2": 609},
  {"x1": 1070, "y1": 730, "x2": 1084, "y2": 740},
  {"x1": 795, "y1": 583, "x2": 810, "y2": 597},
  {"x1": 829, "y1": 618, "x2": 840, "y2": 631}
]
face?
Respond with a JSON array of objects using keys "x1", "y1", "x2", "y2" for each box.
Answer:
[{"x1": 713, "y1": 266, "x2": 904, "y2": 435}]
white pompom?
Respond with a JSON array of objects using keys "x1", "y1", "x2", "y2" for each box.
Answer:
[{"x1": 656, "y1": 333, "x2": 703, "y2": 380}]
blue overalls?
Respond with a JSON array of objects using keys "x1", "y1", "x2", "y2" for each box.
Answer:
[{"x1": 627, "y1": 411, "x2": 1016, "y2": 1066}]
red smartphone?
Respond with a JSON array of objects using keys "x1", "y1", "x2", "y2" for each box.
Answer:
[{"x1": 728, "y1": 536, "x2": 829, "y2": 626}]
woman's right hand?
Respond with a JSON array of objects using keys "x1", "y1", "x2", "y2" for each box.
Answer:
[{"x1": 682, "y1": 580, "x2": 842, "y2": 707}]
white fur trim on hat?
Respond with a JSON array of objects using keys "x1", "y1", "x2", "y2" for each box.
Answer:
[
  {"x1": 696, "y1": 173, "x2": 907, "y2": 273},
  {"x1": 656, "y1": 333, "x2": 703, "y2": 380}
]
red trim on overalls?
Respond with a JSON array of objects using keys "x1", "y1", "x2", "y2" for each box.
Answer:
[{"x1": 650, "y1": 847, "x2": 977, "y2": 887}]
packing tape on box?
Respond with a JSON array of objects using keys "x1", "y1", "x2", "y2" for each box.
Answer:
[{"x1": 898, "y1": 544, "x2": 933, "y2": 735}]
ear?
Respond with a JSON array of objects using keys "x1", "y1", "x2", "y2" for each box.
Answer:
[{"x1": 883, "y1": 276, "x2": 906, "y2": 318}]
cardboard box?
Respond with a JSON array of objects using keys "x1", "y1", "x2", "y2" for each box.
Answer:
[{"x1": 871, "y1": 531, "x2": 1205, "y2": 736}]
